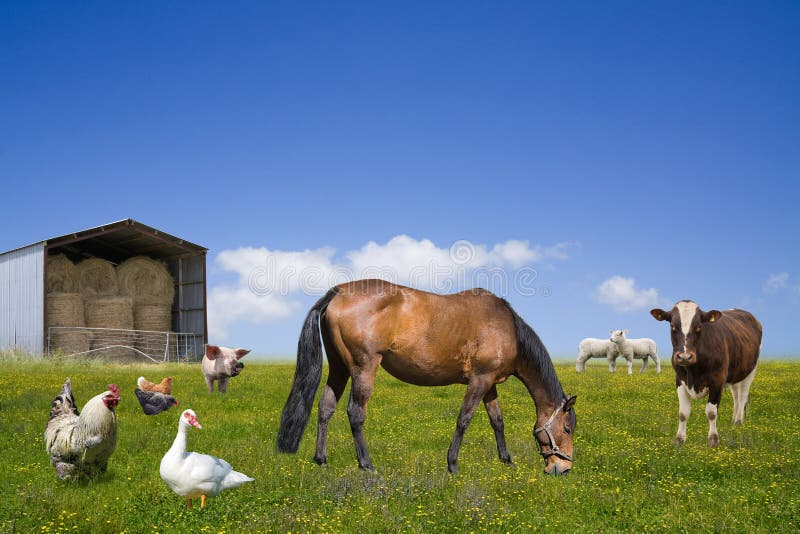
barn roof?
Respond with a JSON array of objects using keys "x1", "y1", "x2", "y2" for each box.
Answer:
[{"x1": 44, "y1": 219, "x2": 206, "y2": 263}]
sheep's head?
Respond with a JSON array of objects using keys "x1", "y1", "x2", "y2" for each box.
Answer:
[{"x1": 609, "y1": 329, "x2": 628, "y2": 343}]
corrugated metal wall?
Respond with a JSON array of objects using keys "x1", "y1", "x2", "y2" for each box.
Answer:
[
  {"x1": 167, "y1": 253, "x2": 207, "y2": 360},
  {"x1": 0, "y1": 243, "x2": 45, "y2": 353}
]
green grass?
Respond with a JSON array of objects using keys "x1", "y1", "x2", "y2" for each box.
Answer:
[{"x1": 1, "y1": 356, "x2": 798, "y2": 533}]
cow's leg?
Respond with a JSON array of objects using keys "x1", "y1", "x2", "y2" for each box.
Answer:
[
  {"x1": 204, "y1": 375, "x2": 215, "y2": 393},
  {"x1": 314, "y1": 357, "x2": 349, "y2": 466},
  {"x1": 483, "y1": 385, "x2": 512, "y2": 465},
  {"x1": 218, "y1": 377, "x2": 230, "y2": 393},
  {"x1": 706, "y1": 387, "x2": 722, "y2": 447},
  {"x1": 674, "y1": 385, "x2": 691, "y2": 445},
  {"x1": 448, "y1": 377, "x2": 492, "y2": 474},
  {"x1": 347, "y1": 361, "x2": 380, "y2": 471},
  {"x1": 729, "y1": 383, "x2": 741, "y2": 426},
  {"x1": 733, "y1": 365, "x2": 757, "y2": 424}
]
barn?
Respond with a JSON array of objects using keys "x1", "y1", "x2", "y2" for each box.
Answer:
[{"x1": 0, "y1": 219, "x2": 207, "y2": 361}]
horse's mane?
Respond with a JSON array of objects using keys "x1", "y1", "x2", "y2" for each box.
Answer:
[{"x1": 502, "y1": 299, "x2": 564, "y2": 401}]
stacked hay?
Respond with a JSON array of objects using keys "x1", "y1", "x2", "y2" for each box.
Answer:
[
  {"x1": 117, "y1": 257, "x2": 175, "y2": 353},
  {"x1": 46, "y1": 256, "x2": 87, "y2": 355},
  {"x1": 47, "y1": 255, "x2": 77, "y2": 293},
  {"x1": 49, "y1": 330, "x2": 91, "y2": 355},
  {"x1": 76, "y1": 258, "x2": 119, "y2": 297},
  {"x1": 84, "y1": 296, "x2": 136, "y2": 360},
  {"x1": 47, "y1": 293, "x2": 84, "y2": 327},
  {"x1": 45, "y1": 254, "x2": 178, "y2": 361},
  {"x1": 117, "y1": 256, "x2": 175, "y2": 305},
  {"x1": 133, "y1": 304, "x2": 173, "y2": 332},
  {"x1": 84, "y1": 296, "x2": 134, "y2": 329}
]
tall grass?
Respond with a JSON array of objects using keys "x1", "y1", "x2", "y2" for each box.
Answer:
[{"x1": 0, "y1": 357, "x2": 798, "y2": 532}]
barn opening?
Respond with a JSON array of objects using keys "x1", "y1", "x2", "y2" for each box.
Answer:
[{"x1": 0, "y1": 219, "x2": 207, "y2": 362}]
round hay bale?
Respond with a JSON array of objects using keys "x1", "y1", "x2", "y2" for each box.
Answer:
[
  {"x1": 47, "y1": 255, "x2": 77, "y2": 293},
  {"x1": 49, "y1": 330, "x2": 91, "y2": 355},
  {"x1": 76, "y1": 258, "x2": 119, "y2": 297},
  {"x1": 47, "y1": 293, "x2": 85, "y2": 327},
  {"x1": 87, "y1": 324, "x2": 139, "y2": 361},
  {"x1": 84, "y1": 296, "x2": 134, "y2": 329},
  {"x1": 88, "y1": 344, "x2": 139, "y2": 362},
  {"x1": 117, "y1": 256, "x2": 175, "y2": 305},
  {"x1": 134, "y1": 303, "x2": 172, "y2": 332}
]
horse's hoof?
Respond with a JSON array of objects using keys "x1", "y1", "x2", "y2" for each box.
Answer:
[
  {"x1": 708, "y1": 434, "x2": 719, "y2": 447},
  {"x1": 313, "y1": 456, "x2": 327, "y2": 466},
  {"x1": 448, "y1": 464, "x2": 459, "y2": 475},
  {"x1": 672, "y1": 437, "x2": 685, "y2": 447},
  {"x1": 359, "y1": 464, "x2": 376, "y2": 473}
]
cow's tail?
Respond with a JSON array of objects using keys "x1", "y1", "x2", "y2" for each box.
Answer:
[{"x1": 276, "y1": 288, "x2": 339, "y2": 453}]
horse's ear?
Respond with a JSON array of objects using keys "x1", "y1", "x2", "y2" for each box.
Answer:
[{"x1": 564, "y1": 395, "x2": 577, "y2": 411}]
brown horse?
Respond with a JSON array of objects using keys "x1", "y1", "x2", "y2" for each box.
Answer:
[{"x1": 276, "y1": 279, "x2": 576, "y2": 475}]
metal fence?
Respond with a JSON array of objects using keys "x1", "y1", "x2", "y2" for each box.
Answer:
[{"x1": 47, "y1": 326, "x2": 204, "y2": 363}]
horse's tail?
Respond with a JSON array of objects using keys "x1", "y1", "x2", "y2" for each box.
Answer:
[
  {"x1": 504, "y1": 300, "x2": 564, "y2": 400},
  {"x1": 276, "y1": 288, "x2": 339, "y2": 453}
]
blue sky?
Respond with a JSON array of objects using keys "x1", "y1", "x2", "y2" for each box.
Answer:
[{"x1": 2, "y1": 2, "x2": 798, "y2": 358}]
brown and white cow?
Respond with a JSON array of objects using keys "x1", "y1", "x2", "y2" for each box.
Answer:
[{"x1": 650, "y1": 301, "x2": 761, "y2": 447}]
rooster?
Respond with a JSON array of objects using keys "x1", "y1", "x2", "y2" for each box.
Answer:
[
  {"x1": 44, "y1": 378, "x2": 120, "y2": 481},
  {"x1": 138, "y1": 376, "x2": 173, "y2": 395}
]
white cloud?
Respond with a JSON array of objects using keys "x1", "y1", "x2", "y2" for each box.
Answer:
[
  {"x1": 207, "y1": 236, "x2": 575, "y2": 339},
  {"x1": 763, "y1": 272, "x2": 789, "y2": 293},
  {"x1": 208, "y1": 285, "x2": 299, "y2": 342},
  {"x1": 595, "y1": 275, "x2": 661, "y2": 312}
]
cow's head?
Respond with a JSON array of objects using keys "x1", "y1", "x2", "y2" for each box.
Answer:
[{"x1": 650, "y1": 301, "x2": 721, "y2": 366}]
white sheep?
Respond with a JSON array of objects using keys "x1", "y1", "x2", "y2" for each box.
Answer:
[
  {"x1": 609, "y1": 330, "x2": 660, "y2": 374},
  {"x1": 576, "y1": 337, "x2": 619, "y2": 372}
]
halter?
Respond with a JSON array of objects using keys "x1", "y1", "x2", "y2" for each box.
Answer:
[{"x1": 534, "y1": 398, "x2": 573, "y2": 462}]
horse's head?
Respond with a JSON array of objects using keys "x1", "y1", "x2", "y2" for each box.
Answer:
[{"x1": 534, "y1": 395, "x2": 577, "y2": 475}]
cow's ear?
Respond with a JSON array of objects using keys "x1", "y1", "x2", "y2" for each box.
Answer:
[
  {"x1": 205, "y1": 345, "x2": 221, "y2": 360},
  {"x1": 651, "y1": 309, "x2": 671, "y2": 321},
  {"x1": 702, "y1": 310, "x2": 722, "y2": 323},
  {"x1": 235, "y1": 348, "x2": 250, "y2": 360},
  {"x1": 564, "y1": 395, "x2": 577, "y2": 411}
]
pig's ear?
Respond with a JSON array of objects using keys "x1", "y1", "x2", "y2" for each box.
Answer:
[
  {"x1": 235, "y1": 348, "x2": 250, "y2": 360},
  {"x1": 205, "y1": 345, "x2": 221, "y2": 360}
]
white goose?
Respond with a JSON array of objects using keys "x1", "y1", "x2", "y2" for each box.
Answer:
[{"x1": 160, "y1": 409, "x2": 254, "y2": 508}]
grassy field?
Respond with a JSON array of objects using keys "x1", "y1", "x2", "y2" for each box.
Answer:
[{"x1": 0, "y1": 354, "x2": 798, "y2": 533}]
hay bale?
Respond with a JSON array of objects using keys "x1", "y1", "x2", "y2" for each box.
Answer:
[
  {"x1": 86, "y1": 323, "x2": 139, "y2": 361},
  {"x1": 47, "y1": 293, "x2": 85, "y2": 327},
  {"x1": 47, "y1": 255, "x2": 77, "y2": 293},
  {"x1": 84, "y1": 296, "x2": 134, "y2": 329},
  {"x1": 117, "y1": 256, "x2": 175, "y2": 305},
  {"x1": 88, "y1": 343, "x2": 139, "y2": 362},
  {"x1": 76, "y1": 258, "x2": 119, "y2": 297},
  {"x1": 134, "y1": 303, "x2": 172, "y2": 332},
  {"x1": 49, "y1": 330, "x2": 91, "y2": 355}
]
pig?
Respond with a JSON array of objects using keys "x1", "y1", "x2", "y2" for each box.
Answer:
[{"x1": 202, "y1": 345, "x2": 251, "y2": 393}]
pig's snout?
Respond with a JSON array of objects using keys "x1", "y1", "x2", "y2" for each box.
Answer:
[{"x1": 231, "y1": 361, "x2": 244, "y2": 377}]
